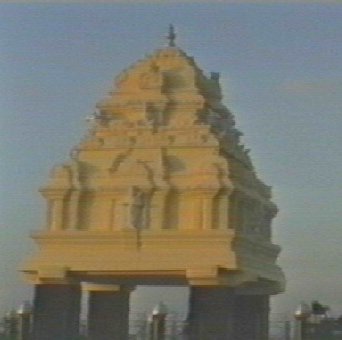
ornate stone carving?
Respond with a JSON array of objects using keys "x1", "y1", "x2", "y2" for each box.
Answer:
[
  {"x1": 139, "y1": 71, "x2": 162, "y2": 89},
  {"x1": 24, "y1": 36, "x2": 284, "y2": 304},
  {"x1": 129, "y1": 186, "x2": 148, "y2": 229}
]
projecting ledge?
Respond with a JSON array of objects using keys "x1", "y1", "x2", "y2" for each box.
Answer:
[
  {"x1": 29, "y1": 228, "x2": 236, "y2": 247},
  {"x1": 186, "y1": 267, "x2": 258, "y2": 287},
  {"x1": 185, "y1": 267, "x2": 284, "y2": 294},
  {"x1": 21, "y1": 265, "x2": 74, "y2": 285}
]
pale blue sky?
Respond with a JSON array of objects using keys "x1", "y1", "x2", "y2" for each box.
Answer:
[{"x1": 0, "y1": 4, "x2": 341, "y2": 319}]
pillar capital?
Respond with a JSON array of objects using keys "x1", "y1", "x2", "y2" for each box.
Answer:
[
  {"x1": 23, "y1": 265, "x2": 79, "y2": 285},
  {"x1": 39, "y1": 187, "x2": 70, "y2": 200},
  {"x1": 82, "y1": 283, "x2": 135, "y2": 293}
]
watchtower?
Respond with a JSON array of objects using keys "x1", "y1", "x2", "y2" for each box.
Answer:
[{"x1": 23, "y1": 28, "x2": 285, "y2": 340}]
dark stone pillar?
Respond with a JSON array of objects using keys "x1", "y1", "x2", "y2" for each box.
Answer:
[
  {"x1": 31, "y1": 283, "x2": 81, "y2": 340},
  {"x1": 187, "y1": 287, "x2": 235, "y2": 340},
  {"x1": 259, "y1": 295, "x2": 270, "y2": 339},
  {"x1": 233, "y1": 295, "x2": 270, "y2": 340},
  {"x1": 87, "y1": 286, "x2": 131, "y2": 340}
]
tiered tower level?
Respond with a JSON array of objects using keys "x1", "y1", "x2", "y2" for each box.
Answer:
[
  {"x1": 24, "y1": 39, "x2": 284, "y2": 292},
  {"x1": 23, "y1": 33, "x2": 285, "y2": 340}
]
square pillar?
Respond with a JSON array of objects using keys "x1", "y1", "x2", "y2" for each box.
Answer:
[
  {"x1": 187, "y1": 287, "x2": 235, "y2": 340},
  {"x1": 233, "y1": 295, "x2": 270, "y2": 340},
  {"x1": 31, "y1": 283, "x2": 81, "y2": 340},
  {"x1": 86, "y1": 284, "x2": 132, "y2": 340},
  {"x1": 187, "y1": 288, "x2": 270, "y2": 340},
  {"x1": 259, "y1": 295, "x2": 270, "y2": 339}
]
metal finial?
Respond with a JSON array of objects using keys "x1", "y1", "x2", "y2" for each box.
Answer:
[{"x1": 167, "y1": 24, "x2": 176, "y2": 47}]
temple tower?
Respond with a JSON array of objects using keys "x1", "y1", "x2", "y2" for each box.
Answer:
[{"x1": 23, "y1": 27, "x2": 285, "y2": 339}]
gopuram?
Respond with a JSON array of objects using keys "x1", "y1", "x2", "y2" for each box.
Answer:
[{"x1": 22, "y1": 27, "x2": 285, "y2": 340}]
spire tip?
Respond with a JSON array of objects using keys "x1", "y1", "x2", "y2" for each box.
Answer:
[{"x1": 167, "y1": 24, "x2": 176, "y2": 47}]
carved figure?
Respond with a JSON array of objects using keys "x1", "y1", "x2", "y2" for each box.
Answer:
[
  {"x1": 129, "y1": 186, "x2": 146, "y2": 229},
  {"x1": 140, "y1": 71, "x2": 161, "y2": 89}
]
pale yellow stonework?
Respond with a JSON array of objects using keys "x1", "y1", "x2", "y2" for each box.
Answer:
[{"x1": 23, "y1": 44, "x2": 285, "y2": 295}]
